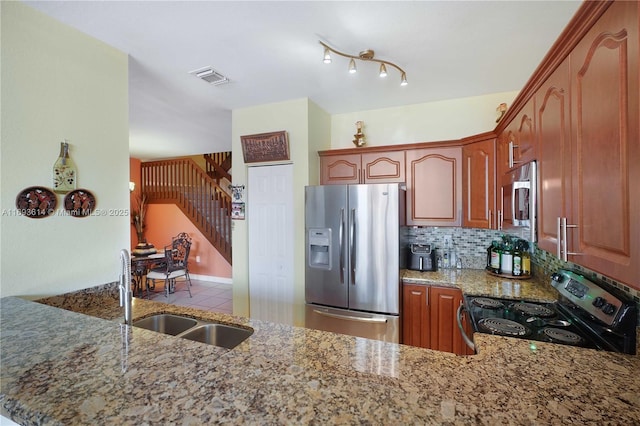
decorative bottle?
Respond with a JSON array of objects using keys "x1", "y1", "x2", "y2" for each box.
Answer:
[
  {"x1": 53, "y1": 140, "x2": 77, "y2": 194},
  {"x1": 489, "y1": 241, "x2": 501, "y2": 273},
  {"x1": 500, "y1": 237, "x2": 513, "y2": 275}
]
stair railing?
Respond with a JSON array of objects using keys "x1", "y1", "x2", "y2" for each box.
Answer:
[{"x1": 141, "y1": 158, "x2": 232, "y2": 263}]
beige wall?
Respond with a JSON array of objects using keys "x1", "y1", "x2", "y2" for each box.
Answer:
[
  {"x1": 330, "y1": 91, "x2": 518, "y2": 149},
  {"x1": 231, "y1": 98, "x2": 329, "y2": 325},
  {"x1": 0, "y1": 2, "x2": 129, "y2": 298}
]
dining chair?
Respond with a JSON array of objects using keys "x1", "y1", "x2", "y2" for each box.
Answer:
[{"x1": 145, "y1": 232, "x2": 193, "y2": 299}]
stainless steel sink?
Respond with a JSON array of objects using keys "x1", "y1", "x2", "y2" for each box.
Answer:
[
  {"x1": 133, "y1": 314, "x2": 198, "y2": 336},
  {"x1": 133, "y1": 314, "x2": 253, "y2": 349},
  {"x1": 179, "y1": 324, "x2": 253, "y2": 349}
]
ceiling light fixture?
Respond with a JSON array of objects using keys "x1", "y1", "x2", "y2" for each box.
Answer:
[
  {"x1": 379, "y1": 63, "x2": 387, "y2": 78},
  {"x1": 348, "y1": 58, "x2": 357, "y2": 74},
  {"x1": 319, "y1": 41, "x2": 407, "y2": 86},
  {"x1": 323, "y1": 47, "x2": 332, "y2": 64}
]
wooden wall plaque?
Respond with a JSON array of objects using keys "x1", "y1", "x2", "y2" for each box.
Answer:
[{"x1": 241, "y1": 131, "x2": 290, "y2": 163}]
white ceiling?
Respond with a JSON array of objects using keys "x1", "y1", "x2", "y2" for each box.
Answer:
[{"x1": 24, "y1": 0, "x2": 582, "y2": 161}]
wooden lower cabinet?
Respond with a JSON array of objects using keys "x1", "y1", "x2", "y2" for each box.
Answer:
[
  {"x1": 402, "y1": 284, "x2": 430, "y2": 348},
  {"x1": 402, "y1": 284, "x2": 473, "y2": 355}
]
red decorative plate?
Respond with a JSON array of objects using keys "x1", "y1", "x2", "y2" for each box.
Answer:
[
  {"x1": 64, "y1": 189, "x2": 96, "y2": 218},
  {"x1": 15, "y1": 186, "x2": 58, "y2": 218}
]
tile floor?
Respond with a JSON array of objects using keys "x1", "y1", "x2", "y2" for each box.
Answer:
[{"x1": 137, "y1": 278, "x2": 232, "y2": 314}]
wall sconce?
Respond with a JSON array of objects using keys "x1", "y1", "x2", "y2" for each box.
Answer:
[
  {"x1": 353, "y1": 121, "x2": 366, "y2": 147},
  {"x1": 320, "y1": 41, "x2": 408, "y2": 86},
  {"x1": 129, "y1": 182, "x2": 135, "y2": 192}
]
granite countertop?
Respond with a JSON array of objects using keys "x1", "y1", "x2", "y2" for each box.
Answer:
[
  {"x1": 402, "y1": 268, "x2": 559, "y2": 302},
  {"x1": 2, "y1": 285, "x2": 640, "y2": 425}
]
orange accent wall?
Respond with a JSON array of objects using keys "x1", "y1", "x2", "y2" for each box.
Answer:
[
  {"x1": 129, "y1": 157, "x2": 231, "y2": 279},
  {"x1": 144, "y1": 204, "x2": 232, "y2": 278}
]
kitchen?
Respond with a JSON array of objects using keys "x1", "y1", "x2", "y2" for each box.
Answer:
[{"x1": 2, "y1": 0, "x2": 640, "y2": 424}]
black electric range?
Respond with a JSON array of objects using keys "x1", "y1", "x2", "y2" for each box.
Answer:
[{"x1": 460, "y1": 269, "x2": 637, "y2": 354}]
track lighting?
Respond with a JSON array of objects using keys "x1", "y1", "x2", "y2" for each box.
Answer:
[
  {"x1": 319, "y1": 41, "x2": 407, "y2": 86},
  {"x1": 379, "y1": 63, "x2": 387, "y2": 78},
  {"x1": 348, "y1": 58, "x2": 357, "y2": 74},
  {"x1": 323, "y1": 47, "x2": 332, "y2": 64}
]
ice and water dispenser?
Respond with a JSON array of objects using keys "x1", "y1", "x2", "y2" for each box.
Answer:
[{"x1": 307, "y1": 228, "x2": 331, "y2": 270}]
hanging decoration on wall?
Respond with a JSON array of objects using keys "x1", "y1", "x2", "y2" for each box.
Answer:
[
  {"x1": 352, "y1": 121, "x2": 366, "y2": 147},
  {"x1": 240, "y1": 131, "x2": 289, "y2": 163},
  {"x1": 53, "y1": 140, "x2": 77, "y2": 194},
  {"x1": 229, "y1": 184, "x2": 246, "y2": 220},
  {"x1": 64, "y1": 189, "x2": 96, "y2": 218},
  {"x1": 15, "y1": 186, "x2": 57, "y2": 219}
]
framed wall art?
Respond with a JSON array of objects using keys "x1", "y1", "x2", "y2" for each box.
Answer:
[{"x1": 241, "y1": 131, "x2": 289, "y2": 163}]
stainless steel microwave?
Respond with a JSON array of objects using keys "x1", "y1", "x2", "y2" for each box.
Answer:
[{"x1": 498, "y1": 161, "x2": 537, "y2": 243}]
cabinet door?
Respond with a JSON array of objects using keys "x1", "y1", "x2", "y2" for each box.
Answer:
[
  {"x1": 320, "y1": 154, "x2": 361, "y2": 185},
  {"x1": 406, "y1": 147, "x2": 462, "y2": 226},
  {"x1": 429, "y1": 286, "x2": 469, "y2": 355},
  {"x1": 536, "y1": 59, "x2": 572, "y2": 256},
  {"x1": 462, "y1": 138, "x2": 496, "y2": 229},
  {"x1": 569, "y1": 1, "x2": 639, "y2": 286},
  {"x1": 514, "y1": 99, "x2": 536, "y2": 165},
  {"x1": 402, "y1": 284, "x2": 430, "y2": 348},
  {"x1": 498, "y1": 99, "x2": 536, "y2": 175},
  {"x1": 495, "y1": 131, "x2": 511, "y2": 183},
  {"x1": 361, "y1": 151, "x2": 405, "y2": 183}
]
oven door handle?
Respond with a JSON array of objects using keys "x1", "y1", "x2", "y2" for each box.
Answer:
[{"x1": 456, "y1": 304, "x2": 475, "y2": 352}]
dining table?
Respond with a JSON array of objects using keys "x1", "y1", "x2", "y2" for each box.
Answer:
[{"x1": 130, "y1": 252, "x2": 166, "y2": 297}]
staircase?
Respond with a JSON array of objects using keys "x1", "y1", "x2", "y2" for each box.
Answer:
[
  {"x1": 203, "y1": 152, "x2": 232, "y2": 184},
  {"x1": 141, "y1": 157, "x2": 232, "y2": 263}
]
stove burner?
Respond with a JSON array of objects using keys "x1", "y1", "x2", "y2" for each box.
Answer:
[
  {"x1": 478, "y1": 318, "x2": 529, "y2": 337},
  {"x1": 472, "y1": 298, "x2": 505, "y2": 309},
  {"x1": 511, "y1": 302, "x2": 555, "y2": 318},
  {"x1": 542, "y1": 328, "x2": 583, "y2": 345}
]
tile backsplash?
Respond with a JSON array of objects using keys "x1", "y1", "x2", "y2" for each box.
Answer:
[{"x1": 403, "y1": 226, "x2": 640, "y2": 308}]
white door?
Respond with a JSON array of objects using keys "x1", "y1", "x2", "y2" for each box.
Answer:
[{"x1": 247, "y1": 164, "x2": 294, "y2": 325}]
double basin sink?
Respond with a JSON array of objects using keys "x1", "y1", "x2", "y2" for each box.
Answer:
[{"x1": 133, "y1": 314, "x2": 253, "y2": 349}]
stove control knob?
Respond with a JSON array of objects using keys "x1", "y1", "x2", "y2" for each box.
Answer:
[
  {"x1": 593, "y1": 297, "x2": 605, "y2": 308},
  {"x1": 602, "y1": 303, "x2": 616, "y2": 316}
]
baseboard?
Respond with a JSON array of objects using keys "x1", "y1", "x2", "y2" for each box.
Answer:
[{"x1": 189, "y1": 273, "x2": 232, "y2": 285}]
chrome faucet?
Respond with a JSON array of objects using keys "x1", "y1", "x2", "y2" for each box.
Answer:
[{"x1": 119, "y1": 249, "x2": 133, "y2": 325}]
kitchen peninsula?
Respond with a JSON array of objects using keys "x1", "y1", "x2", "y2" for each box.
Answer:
[{"x1": 2, "y1": 285, "x2": 639, "y2": 425}]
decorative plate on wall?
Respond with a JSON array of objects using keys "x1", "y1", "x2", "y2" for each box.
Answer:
[
  {"x1": 15, "y1": 186, "x2": 58, "y2": 218},
  {"x1": 64, "y1": 189, "x2": 96, "y2": 218}
]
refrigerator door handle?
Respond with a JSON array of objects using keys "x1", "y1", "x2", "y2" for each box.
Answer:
[
  {"x1": 350, "y1": 208, "x2": 356, "y2": 285},
  {"x1": 312, "y1": 309, "x2": 388, "y2": 324},
  {"x1": 339, "y1": 208, "x2": 345, "y2": 284}
]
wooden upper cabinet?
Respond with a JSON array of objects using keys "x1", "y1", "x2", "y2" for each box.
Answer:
[
  {"x1": 361, "y1": 151, "x2": 405, "y2": 183},
  {"x1": 320, "y1": 154, "x2": 361, "y2": 184},
  {"x1": 497, "y1": 98, "x2": 536, "y2": 177},
  {"x1": 462, "y1": 138, "x2": 496, "y2": 229},
  {"x1": 402, "y1": 284, "x2": 430, "y2": 348},
  {"x1": 406, "y1": 146, "x2": 462, "y2": 226},
  {"x1": 320, "y1": 151, "x2": 405, "y2": 185},
  {"x1": 567, "y1": 0, "x2": 639, "y2": 286},
  {"x1": 536, "y1": 58, "x2": 572, "y2": 256}
]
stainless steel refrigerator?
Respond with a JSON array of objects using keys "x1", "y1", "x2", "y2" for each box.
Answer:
[{"x1": 304, "y1": 183, "x2": 405, "y2": 343}]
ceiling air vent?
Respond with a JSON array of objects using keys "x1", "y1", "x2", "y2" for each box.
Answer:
[{"x1": 189, "y1": 66, "x2": 229, "y2": 86}]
